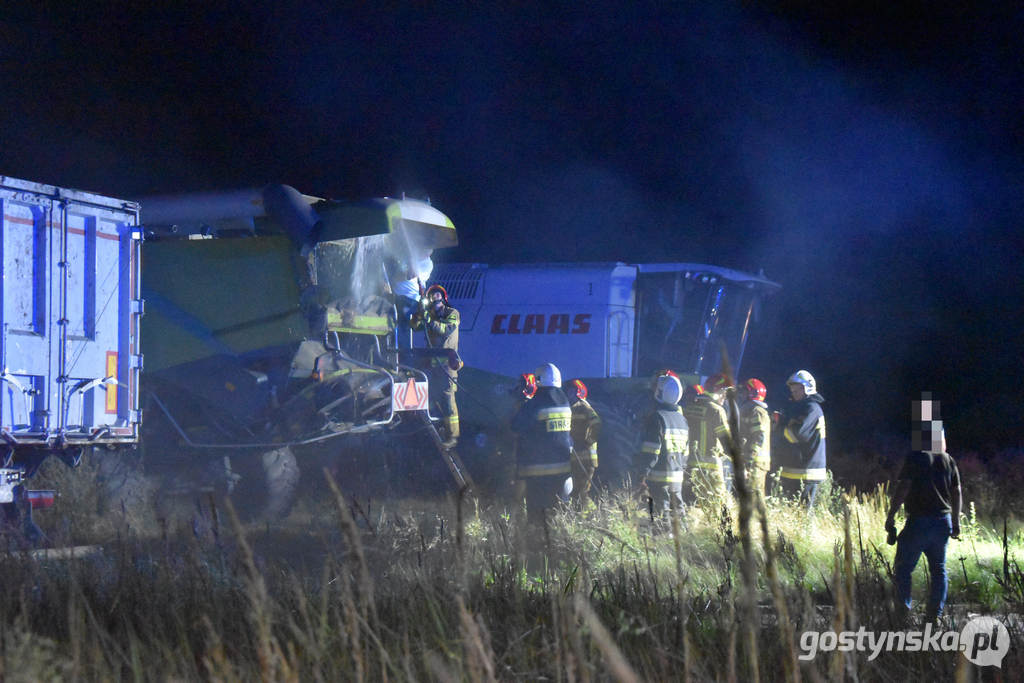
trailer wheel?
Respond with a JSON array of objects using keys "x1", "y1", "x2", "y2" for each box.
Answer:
[
  {"x1": 92, "y1": 448, "x2": 150, "y2": 516},
  {"x1": 230, "y1": 446, "x2": 300, "y2": 521}
]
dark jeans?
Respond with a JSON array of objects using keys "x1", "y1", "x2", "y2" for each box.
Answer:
[
  {"x1": 893, "y1": 513, "x2": 952, "y2": 618},
  {"x1": 395, "y1": 295, "x2": 419, "y2": 349}
]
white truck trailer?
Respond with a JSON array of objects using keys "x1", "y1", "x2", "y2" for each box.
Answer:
[{"x1": 1, "y1": 176, "x2": 142, "y2": 534}]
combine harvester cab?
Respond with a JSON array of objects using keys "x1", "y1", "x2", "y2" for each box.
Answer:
[
  {"x1": 140, "y1": 185, "x2": 458, "y2": 518},
  {"x1": 1, "y1": 176, "x2": 142, "y2": 542},
  {"x1": 429, "y1": 262, "x2": 780, "y2": 487}
]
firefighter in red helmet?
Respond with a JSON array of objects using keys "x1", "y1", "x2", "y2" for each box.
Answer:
[
  {"x1": 412, "y1": 284, "x2": 461, "y2": 448},
  {"x1": 738, "y1": 378, "x2": 771, "y2": 497},
  {"x1": 683, "y1": 372, "x2": 733, "y2": 502},
  {"x1": 565, "y1": 378, "x2": 601, "y2": 504}
]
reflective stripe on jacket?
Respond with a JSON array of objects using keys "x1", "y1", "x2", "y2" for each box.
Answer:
[
  {"x1": 636, "y1": 406, "x2": 688, "y2": 484},
  {"x1": 511, "y1": 386, "x2": 573, "y2": 478},
  {"x1": 779, "y1": 394, "x2": 826, "y2": 478},
  {"x1": 570, "y1": 397, "x2": 601, "y2": 467},
  {"x1": 739, "y1": 399, "x2": 771, "y2": 467},
  {"x1": 413, "y1": 305, "x2": 460, "y2": 376},
  {"x1": 683, "y1": 395, "x2": 730, "y2": 467}
]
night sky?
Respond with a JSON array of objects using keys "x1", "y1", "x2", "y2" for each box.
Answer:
[{"x1": 2, "y1": 3, "x2": 1021, "y2": 453}]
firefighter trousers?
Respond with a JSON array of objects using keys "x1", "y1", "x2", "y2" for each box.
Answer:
[
  {"x1": 687, "y1": 460, "x2": 727, "y2": 503},
  {"x1": 429, "y1": 371, "x2": 459, "y2": 442},
  {"x1": 570, "y1": 449, "x2": 596, "y2": 503},
  {"x1": 521, "y1": 474, "x2": 572, "y2": 527}
]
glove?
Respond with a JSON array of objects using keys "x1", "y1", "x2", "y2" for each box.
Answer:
[
  {"x1": 885, "y1": 519, "x2": 897, "y2": 545},
  {"x1": 447, "y1": 349, "x2": 464, "y2": 372}
]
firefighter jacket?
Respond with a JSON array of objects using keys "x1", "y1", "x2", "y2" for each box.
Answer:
[
  {"x1": 510, "y1": 386, "x2": 573, "y2": 478},
  {"x1": 636, "y1": 406, "x2": 688, "y2": 484},
  {"x1": 413, "y1": 304, "x2": 460, "y2": 378},
  {"x1": 683, "y1": 394, "x2": 731, "y2": 469},
  {"x1": 779, "y1": 394, "x2": 826, "y2": 481},
  {"x1": 738, "y1": 399, "x2": 771, "y2": 467},
  {"x1": 569, "y1": 397, "x2": 601, "y2": 467}
]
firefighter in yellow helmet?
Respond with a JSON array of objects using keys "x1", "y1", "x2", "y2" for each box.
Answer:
[
  {"x1": 565, "y1": 378, "x2": 601, "y2": 504},
  {"x1": 683, "y1": 372, "x2": 733, "y2": 502},
  {"x1": 412, "y1": 284, "x2": 461, "y2": 448},
  {"x1": 738, "y1": 378, "x2": 771, "y2": 497}
]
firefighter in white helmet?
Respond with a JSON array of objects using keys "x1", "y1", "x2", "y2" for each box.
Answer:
[
  {"x1": 778, "y1": 370, "x2": 827, "y2": 508},
  {"x1": 635, "y1": 373, "x2": 689, "y2": 517},
  {"x1": 510, "y1": 362, "x2": 573, "y2": 525}
]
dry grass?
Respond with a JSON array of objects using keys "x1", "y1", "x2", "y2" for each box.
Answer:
[{"x1": 4, "y1": 462, "x2": 1024, "y2": 680}]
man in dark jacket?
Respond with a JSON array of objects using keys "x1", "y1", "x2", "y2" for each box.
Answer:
[
  {"x1": 635, "y1": 373, "x2": 688, "y2": 516},
  {"x1": 778, "y1": 370, "x2": 827, "y2": 508},
  {"x1": 886, "y1": 397, "x2": 961, "y2": 622},
  {"x1": 510, "y1": 362, "x2": 573, "y2": 525}
]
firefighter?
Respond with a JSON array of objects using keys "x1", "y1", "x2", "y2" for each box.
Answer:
[
  {"x1": 635, "y1": 373, "x2": 688, "y2": 517},
  {"x1": 778, "y1": 370, "x2": 827, "y2": 508},
  {"x1": 681, "y1": 382, "x2": 705, "y2": 410},
  {"x1": 510, "y1": 362, "x2": 573, "y2": 525},
  {"x1": 738, "y1": 378, "x2": 771, "y2": 497},
  {"x1": 412, "y1": 284, "x2": 461, "y2": 448},
  {"x1": 512, "y1": 372, "x2": 538, "y2": 401},
  {"x1": 683, "y1": 373, "x2": 732, "y2": 501},
  {"x1": 565, "y1": 378, "x2": 601, "y2": 504}
]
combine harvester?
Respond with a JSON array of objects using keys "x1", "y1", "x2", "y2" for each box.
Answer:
[
  {"x1": 429, "y1": 262, "x2": 780, "y2": 485},
  {"x1": 1, "y1": 175, "x2": 467, "y2": 534}
]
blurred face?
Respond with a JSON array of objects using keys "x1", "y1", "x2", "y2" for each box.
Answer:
[
  {"x1": 788, "y1": 382, "x2": 806, "y2": 400},
  {"x1": 430, "y1": 291, "x2": 444, "y2": 310}
]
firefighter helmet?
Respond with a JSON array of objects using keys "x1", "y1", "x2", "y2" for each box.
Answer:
[
  {"x1": 535, "y1": 362, "x2": 561, "y2": 387},
  {"x1": 786, "y1": 370, "x2": 816, "y2": 395},
  {"x1": 705, "y1": 373, "x2": 733, "y2": 394},
  {"x1": 654, "y1": 373, "x2": 684, "y2": 406},
  {"x1": 566, "y1": 378, "x2": 588, "y2": 402},
  {"x1": 744, "y1": 378, "x2": 767, "y2": 402},
  {"x1": 520, "y1": 373, "x2": 538, "y2": 399},
  {"x1": 683, "y1": 383, "x2": 705, "y2": 404},
  {"x1": 425, "y1": 284, "x2": 449, "y2": 306}
]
